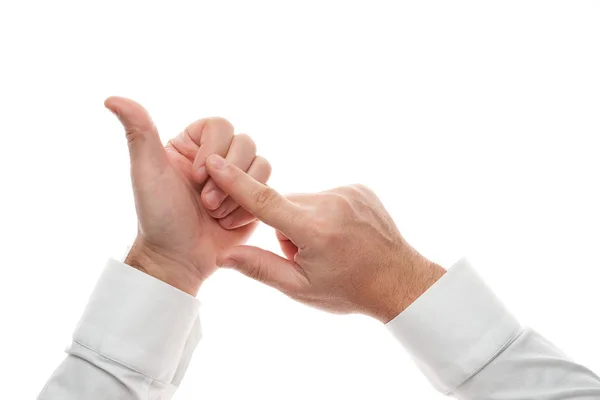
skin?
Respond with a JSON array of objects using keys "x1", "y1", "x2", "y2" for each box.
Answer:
[
  {"x1": 104, "y1": 96, "x2": 271, "y2": 296},
  {"x1": 205, "y1": 154, "x2": 446, "y2": 322},
  {"x1": 106, "y1": 95, "x2": 444, "y2": 321}
]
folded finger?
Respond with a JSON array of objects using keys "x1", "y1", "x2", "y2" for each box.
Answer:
[
  {"x1": 201, "y1": 134, "x2": 257, "y2": 210},
  {"x1": 209, "y1": 155, "x2": 272, "y2": 219}
]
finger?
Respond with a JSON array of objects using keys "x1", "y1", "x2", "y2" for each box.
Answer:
[
  {"x1": 217, "y1": 206, "x2": 256, "y2": 230},
  {"x1": 166, "y1": 118, "x2": 212, "y2": 161},
  {"x1": 285, "y1": 193, "x2": 314, "y2": 206},
  {"x1": 210, "y1": 155, "x2": 272, "y2": 220},
  {"x1": 201, "y1": 134, "x2": 257, "y2": 210},
  {"x1": 104, "y1": 97, "x2": 168, "y2": 178},
  {"x1": 276, "y1": 230, "x2": 298, "y2": 260},
  {"x1": 179, "y1": 117, "x2": 234, "y2": 183},
  {"x1": 221, "y1": 245, "x2": 308, "y2": 293},
  {"x1": 206, "y1": 154, "x2": 304, "y2": 238}
]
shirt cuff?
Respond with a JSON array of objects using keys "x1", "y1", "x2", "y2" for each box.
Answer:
[
  {"x1": 386, "y1": 257, "x2": 522, "y2": 394},
  {"x1": 71, "y1": 258, "x2": 201, "y2": 384}
]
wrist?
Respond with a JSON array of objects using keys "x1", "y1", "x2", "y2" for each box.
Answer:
[
  {"x1": 368, "y1": 251, "x2": 446, "y2": 323},
  {"x1": 125, "y1": 238, "x2": 203, "y2": 296}
]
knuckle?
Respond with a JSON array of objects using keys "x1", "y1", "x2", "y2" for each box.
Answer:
[
  {"x1": 285, "y1": 192, "x2": 304, "y2": 204},
  {"x1": 124, "y1": 122, "x2": 155, "y2": 145},
  {"x1": 220, "y1": 161, "x2": 238, "y2": 180},
  {"x1": 328, "y1": 192, "x2": 354, "y2": 212},
  {"x1": 254, "y1": 156, "x2": 272, "y2": 177},
  {"x1": 351, "y1": 183, "x2": 373, "y2": 195},
  {"x1": 206, "y1": 117, "x2": 234, "y2": 130},
  {"x1": 310, "y1": 215, "x2": 337, "y2": 242},
  {"x1": 247, "y1": 258, "x2": 268, "y2": 283},
  {"x1": 252, "y1": 186, "x2": 277, "y2": 210},
  {"x1": 202, "y1": 117, "x2": 235, "y2": 141},
  {"x1": 234, "y1": 134, "x2": 257, "y2": 154},
  {"x1": 300, "y1": 215, "x2": 317, "y2": 235},
  {"x1": 341, "y1": 184, "x2": 373, "y2": 200},
  {"x1": 125, "y1": 129, "x2": 141, "y2": 144}
]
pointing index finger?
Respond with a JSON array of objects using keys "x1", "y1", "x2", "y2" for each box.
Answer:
[{"x1": 206, "y1": 154, "x2": 303, "y2": 239}]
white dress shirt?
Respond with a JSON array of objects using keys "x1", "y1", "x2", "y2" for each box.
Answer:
[{"x1": 38, "y1": 258, "x2": 600, "y2": 399}]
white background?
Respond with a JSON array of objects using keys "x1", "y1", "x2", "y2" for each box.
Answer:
[{"x1": 1, "y1": 1, "x2": 599, "y2": 398}]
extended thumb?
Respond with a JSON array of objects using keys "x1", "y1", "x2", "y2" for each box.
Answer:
[{"x1": 104, "y1": 96, "x2": 166, "y2": 170}]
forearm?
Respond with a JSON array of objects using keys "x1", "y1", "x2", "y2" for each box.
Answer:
[
  {"x1": 38, "y1": 259, "x2": 201, "y2": 400},
  {"x1": 39, "y1": 345, "x2": 179, "y2": 399},
  {"x1": 454, "y1": 327, "x2": 600, "y2": 399},
  {"x1": 387, "y1": 258, "x2": 600, "y2": 399}
]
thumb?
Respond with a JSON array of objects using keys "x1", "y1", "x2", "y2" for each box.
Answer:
[
  {"x1": 221, "y1": 245, "x2": 308, "y2": 293},
  {"x1": 104, "y1": 96, "x2": 167, "y2": 175}
]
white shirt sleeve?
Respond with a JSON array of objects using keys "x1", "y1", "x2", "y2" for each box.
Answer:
[
  {"x1": 38, "y1": 259, "x2": 202, "y2": 400},
  {"x1": 387, "y1": 257, "x2": 600, "y2": 399}
]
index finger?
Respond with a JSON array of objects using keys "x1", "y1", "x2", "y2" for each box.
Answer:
[
  {"x1": 206, "y1": 154, "x2": 304, "y2": 239},
  {"x1": 166, "y1": 117, "x2": 235, "y2": 182}
]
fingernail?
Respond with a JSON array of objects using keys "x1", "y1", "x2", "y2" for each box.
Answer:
[
  {"x1": 205, "y1": 189, "x2": 224, "y2": 209},
  {"x1": 220, "y1": 259, "x2": 237, "y2": 269},
  {"x1": 213, "y1": 205, "x2": 230, "y2": 219},
  {"x1": 207, "y1": 154, "x2": 227, "y2": 170},
  {"x1": 220, "y1": 214, "x2": 235, "y2": 229},
  {"x1": 196, "y1": 165, "x2": 206, "y2": 179}
]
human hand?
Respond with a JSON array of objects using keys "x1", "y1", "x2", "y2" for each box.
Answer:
[
  {"x1": 205, "y1": 154, "x2": 445, "y2": 322},
  {"x1": 105, "y1": 97, "x2": 271, "y2": 296}
]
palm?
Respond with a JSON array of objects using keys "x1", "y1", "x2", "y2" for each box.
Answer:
[
  {"x1": 133, "y1": 142, "x2": 256, "y2": 279},
  {"x1": 163, "y1": 144, "x2": 257, "y2": 265},
  {"x1": 107, "y1": 97, "x2": 264, "y2": 282}
]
